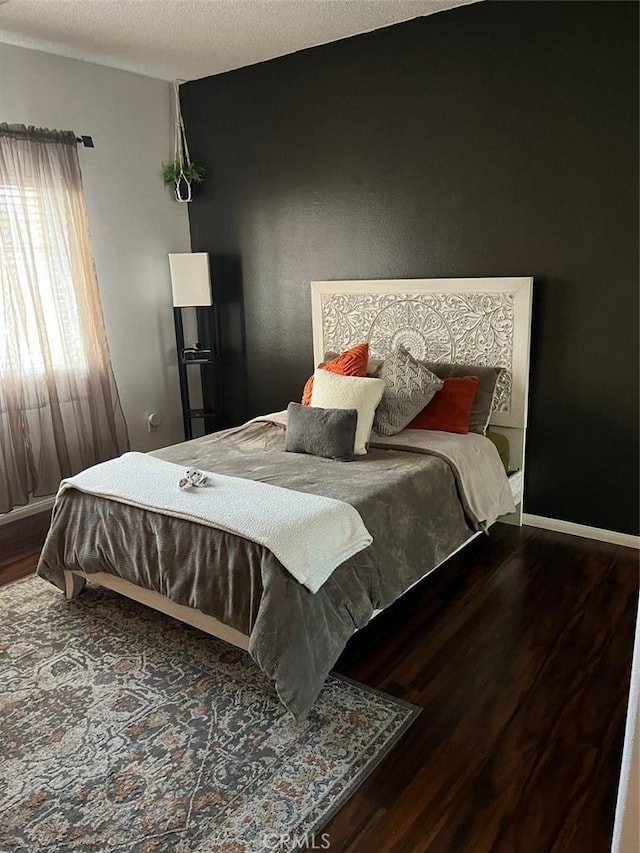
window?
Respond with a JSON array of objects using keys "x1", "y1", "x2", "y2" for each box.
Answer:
[{"x1": 0, "y1": 182, "x2": 87, "y2": 377}]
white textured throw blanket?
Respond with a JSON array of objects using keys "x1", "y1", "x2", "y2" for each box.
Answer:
[{"x1": 59, "y1": 452, "x2": 372, "y2": 593}]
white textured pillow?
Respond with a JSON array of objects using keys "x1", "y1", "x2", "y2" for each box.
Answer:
[{"x1": 310, "y1": 369, "x2": 384, "y2": 455}]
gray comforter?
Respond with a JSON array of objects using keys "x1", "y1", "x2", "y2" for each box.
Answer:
[{"x1": 38, "y1": 419, "x2": 483, "y2": 718}]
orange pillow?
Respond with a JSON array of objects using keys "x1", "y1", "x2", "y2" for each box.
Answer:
[
  {"x1": 301, "y1": 343, "x2": 369, "y2": 406},
  {"x1": 407, "y1": 375, "x2": 479, "y2": 434}
]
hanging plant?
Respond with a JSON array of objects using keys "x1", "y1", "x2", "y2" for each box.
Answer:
[
  {"x1": 163, "y1": 81, "x2": 205, "y2": 202},
  {"x1": 162, "y1": 160, "x2": 204, "y2": 198}
]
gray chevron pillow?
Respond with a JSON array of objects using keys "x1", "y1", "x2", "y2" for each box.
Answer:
[{"x1": 373, "y1": 346, "x2": 443, "y2": 436}]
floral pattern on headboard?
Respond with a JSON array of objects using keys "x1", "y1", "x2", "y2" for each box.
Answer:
[{"x1": 321, "y1": 291, "x2": 515, "y2": 413}]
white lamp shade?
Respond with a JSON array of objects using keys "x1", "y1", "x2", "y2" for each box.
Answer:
[{"x1": 168, "y1": 252, "x2": 212, "y2": 307}]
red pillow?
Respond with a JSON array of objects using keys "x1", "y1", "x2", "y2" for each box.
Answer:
[
  {"x1": 301, "y1": 343, "x2": 369, "y2": 406},
  {"x1": 407, "y1": 375, "x2": 479, "y2": 434}
]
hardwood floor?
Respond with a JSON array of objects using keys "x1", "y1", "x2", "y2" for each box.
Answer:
[
  {"x1": 330, "y1": 525, "x2": 638, "y2": 853},
  {"x1": 0, "y1": 509, "x2": 52, "y2": 585},
  {"x1": 1, "y1": 514, "x2": 637, "y2": 852}
]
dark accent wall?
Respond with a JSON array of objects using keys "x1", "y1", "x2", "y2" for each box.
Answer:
[{"x1": 181, "y1": 1, "x2": 639, "y2": 535}]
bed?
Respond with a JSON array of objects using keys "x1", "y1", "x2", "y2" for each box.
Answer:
[{"x1": 37, "y1": 277, "x2": 533, "y2": 718}]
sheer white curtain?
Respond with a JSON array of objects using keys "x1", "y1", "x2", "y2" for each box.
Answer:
[{"x1": 0, "y1": 124, "x2": 128, "y2": 513}]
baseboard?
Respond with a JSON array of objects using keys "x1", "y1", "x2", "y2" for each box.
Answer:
[
  {"x1": 523, "y1": 514, "x2": 640, "y2": 550},
  {"x1": 0, "y1": 496, "x2": 55, "y2": 527}
]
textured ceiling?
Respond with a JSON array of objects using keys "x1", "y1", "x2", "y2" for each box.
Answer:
[{"x1": 0, "y1": 0, "x2": 478, "y2": 81}]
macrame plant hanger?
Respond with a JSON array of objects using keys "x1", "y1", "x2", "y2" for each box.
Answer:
[{"x1": 173, "y1": 80, "x2": 193, "y2": 203}]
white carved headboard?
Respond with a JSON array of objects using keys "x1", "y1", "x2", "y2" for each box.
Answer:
[{"x1": 310, "y1": 278, "x2": 533, "y2": 431}]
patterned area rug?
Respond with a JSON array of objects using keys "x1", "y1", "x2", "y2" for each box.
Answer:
[{"x1": 1, "y1": 577, "x2": 418, "y2": 852}]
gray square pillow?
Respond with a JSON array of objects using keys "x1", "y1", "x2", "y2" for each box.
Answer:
[
  {"x1": 285, "y1": 402, "x2": 358, "y2": 461},
  {"x1": 373, "y1": 346, "x2": 443, "y2": 436},
  {"x1": 422, "y1": 362, "x2": 502, "y2": 434}
]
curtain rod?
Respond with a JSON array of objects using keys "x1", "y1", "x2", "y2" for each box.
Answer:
[{"x1": 75, "y1": 135, "x2": 94, "y2": 148}]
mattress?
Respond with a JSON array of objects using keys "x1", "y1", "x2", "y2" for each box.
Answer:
[{"x1": 37, "y1": 417, "x2": 512, "y2": 717}]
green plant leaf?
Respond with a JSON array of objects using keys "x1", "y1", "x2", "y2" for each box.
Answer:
[{"x1": 162, "y1": 160, "x2": 205, "y2": 186}]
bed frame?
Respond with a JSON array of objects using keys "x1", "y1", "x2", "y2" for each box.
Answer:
[{"x1": 64, "y1": 276, "x2": 533, "y2": 649}]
